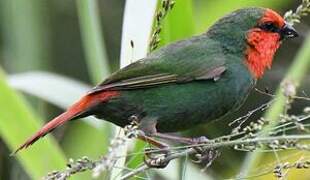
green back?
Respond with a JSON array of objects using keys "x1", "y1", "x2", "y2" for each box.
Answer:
[{"x1": 94, "y1": 7, "x2": 264, "y2": 89}]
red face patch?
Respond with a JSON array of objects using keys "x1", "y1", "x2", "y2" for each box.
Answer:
[
  {"x1": 259, "y1": 9, "x2": 285, "y2": 28},
  {"x1": 245, "y1": 9, "x2": 284, "y2": 79}
]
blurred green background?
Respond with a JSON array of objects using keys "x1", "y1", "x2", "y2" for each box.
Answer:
[{"x1": 0, "y1": 0, "x2": 309, "y2": 179}]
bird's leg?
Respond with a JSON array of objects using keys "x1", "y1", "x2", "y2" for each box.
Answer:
[
  {"x1": 130, "y1": 116, "x2": 170, "y2": 168},
  {"x1": 153, "y1": 132, "x2": 214, "y2": 146},
  {"x1": 152, "y1": 133, "x2": 199, "y2": 144},
  {"x1": 137, "y1": 132, "x2": 170, "y2": 168},
  {"x1": 137, "y1": 131, "x2": 169, "y2": 149}
]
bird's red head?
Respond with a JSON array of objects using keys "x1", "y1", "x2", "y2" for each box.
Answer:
[{"x1": 245, "y1": 9, "x2": 298, "y2": 79}]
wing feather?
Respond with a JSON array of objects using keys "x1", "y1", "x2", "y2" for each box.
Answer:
[{"x1": 89, "y1": 35, "x2": 227, "y2": 94}]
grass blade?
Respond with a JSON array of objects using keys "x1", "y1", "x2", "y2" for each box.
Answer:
[
  {"x1": 0, "y1": 0, "x2": 50, "y2": 72},
  {"x1": 8, "y1": 71, "x2": 102, "y2": 128},
  {"x1": 0, "y1": 69, "x2": 67, "y2": 179},
  {"x1": 76, "y1": 0, "x2": 110, "y2": 83},
  {"x1": 8, "y1": 71, "x2": 111, "y2": 179}
]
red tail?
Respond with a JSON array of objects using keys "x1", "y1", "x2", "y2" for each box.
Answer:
[{"x1": 13, "y1": 91, "x2": 119, "y2": 154}]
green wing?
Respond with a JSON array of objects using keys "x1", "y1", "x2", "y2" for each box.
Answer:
[{"x1": 90, "y1": 35, "x2": 227, "y2": 93}]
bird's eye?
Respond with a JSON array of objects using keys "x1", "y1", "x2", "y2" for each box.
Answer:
[{"x1": 259, "y1": 22, "x2": 279, "y2": 33}]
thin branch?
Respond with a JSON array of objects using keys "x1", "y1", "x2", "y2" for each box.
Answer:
[
  {"x1": 44, "y1": 123, "x2": 139, "y2": 180},
  {"x1": 120, "y1": 134, "x2": 310, "y2": 179}
]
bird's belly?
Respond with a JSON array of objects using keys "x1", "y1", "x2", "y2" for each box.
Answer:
[
  {"x1": 98, "y1": 73, "x2": 254, "y2": 132},
  {"x1": 151, "y1": 80, "x2": 253, "y2": 132}
]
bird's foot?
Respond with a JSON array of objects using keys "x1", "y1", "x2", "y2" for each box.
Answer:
[
  {"x1": 190, "y1": 136, "x2": 220, "y2": 170},
  {"x1": 193, "y1": 149, "x2": 220, "y2": 170},
  {"x1": 152, "y1": 134, "x2": 220, "y2": 169},
  {"x1": 190, "y1": 136, "x2": 210, "y2": 153},
  {"x1": 128, "y1": 115, "x2": 140, "y2": 124},
  {"x1": 143, "y1": 147, "x2": 170, "y2": 168}
]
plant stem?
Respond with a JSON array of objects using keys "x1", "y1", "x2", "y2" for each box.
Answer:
[
  {"x1": 120, "y1": 134, "x2": 310, "y2": 179},
  {"x1": 0, "y1": 69, "x2": 67, "y2": 179},
  {"x1": 76, "y1": 0, "x2": 110, "y2": 84}
]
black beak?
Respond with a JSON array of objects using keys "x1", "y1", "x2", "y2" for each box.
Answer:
[{"x1": 280, "y1": 23, "x2": 298, "y2": 39}]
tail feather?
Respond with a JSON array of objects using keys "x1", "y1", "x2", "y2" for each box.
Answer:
[{"x1": 13, "y1": 91, "x2": 119, "y2": 154}]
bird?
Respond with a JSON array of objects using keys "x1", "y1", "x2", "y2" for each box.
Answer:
[{"x1": 15, "y1": 7, "x2": 298, "y2": 153}]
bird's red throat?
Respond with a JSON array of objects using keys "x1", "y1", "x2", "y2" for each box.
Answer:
[
  {"x1": 245, "y1": 30, "x2": 280, "y2": 78},
  {"x1": 245, "y1": 9, "x2": 284, "y2": 79}
]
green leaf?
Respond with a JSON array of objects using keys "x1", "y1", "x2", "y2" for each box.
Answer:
[
  {"x1": 0, "y1": 69, "x2": 67, "y2": 179},
  {"x1": 76, "y1": 0, "x2": 110, "y2": 84},
  {"x1": 8, "y1": 71, "x2": 103, "y2": 128},
  {"x1": 0, "y1": 0, "x2": 50, "y2": 72}
]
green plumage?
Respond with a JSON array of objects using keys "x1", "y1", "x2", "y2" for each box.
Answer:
[
  {"x1": 16, "y1": 7, "x2": 300, "y2": 153},
  {"x1": 86, "y1": 8, "x2": 265, "y2": 133}
]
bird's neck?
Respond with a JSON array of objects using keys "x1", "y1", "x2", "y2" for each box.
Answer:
[{"x1": 244, "y1": 29, "x2": 281, "y2": 79}]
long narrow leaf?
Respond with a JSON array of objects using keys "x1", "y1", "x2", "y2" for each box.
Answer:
[
  {"x1": 8, "y1": 71, "x2": 102, "y2": 129},
  {"x1": 9, "y1": 72, "x2": 110, "y2": 179},
  {"x1": 0, "y1": 69, "x2": 67, "y2": 179},
  {"x1": 0, "y1": 0, "x2": 50, "y2": 72},
  {"x1": 76, "y1": 0, "x2": 110, "y2": 83}
]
